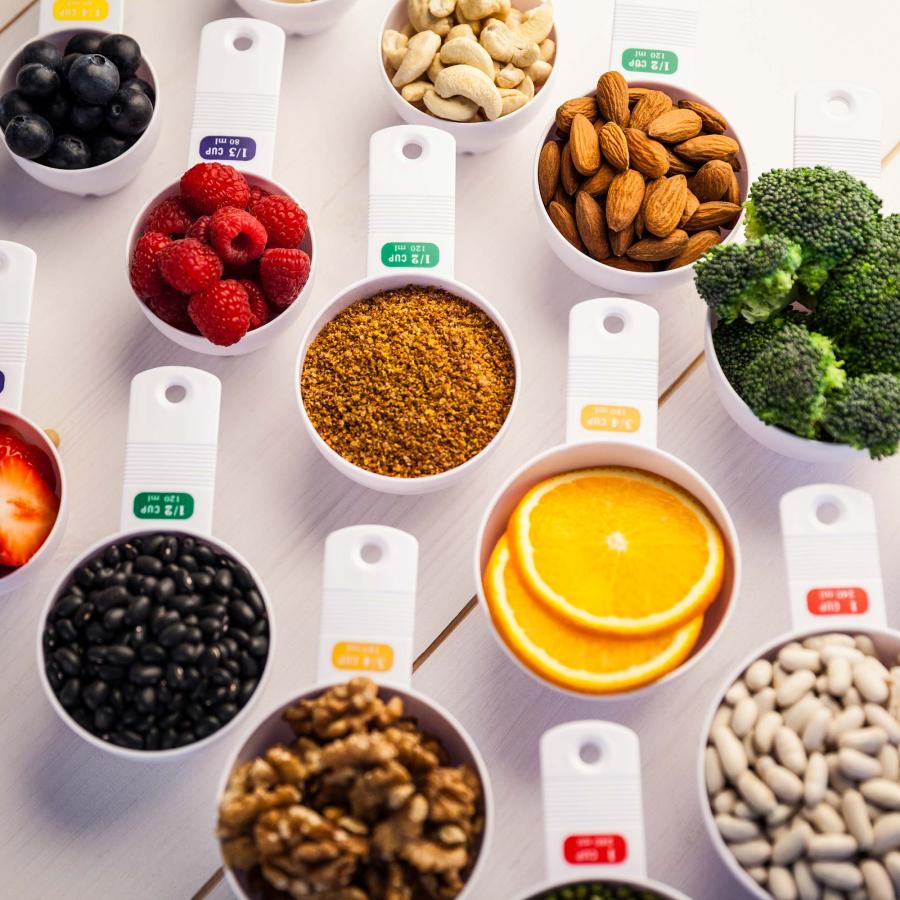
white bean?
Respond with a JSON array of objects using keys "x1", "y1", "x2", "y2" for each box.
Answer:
[
  {"x1": 738, "y1": 770, "x2": 778, "y2": 815},
  {"x1": 880, "y1": 744, "x2": 900, "y2": 780},
  {"x1": 755, "y1": 711, "x2": 784, "y2": 754},
  {"x1": 772, "y1": 824, "x2": 809, "y2": 866},
  {"x1": 854, "y1": 661, "x2": 890, "y2": 703},
  {"x1": 763, "y1": 762, "x2": 805, "y2": 805},
  {"x1": 839, "y1": 726, "x2": 888, "y2": 755},
  {"x1": 767, "y1": 804, "x2": 794, "y2": 828},
  {"x1": 746, "y1": 866, "x2": 768, "y2": 885},
  {"x1": 862, "y1": 859, "x2": 895, "y2": 900},
  {"x1": 802, "y1": 707, "x2": 832, "y2": 753},
  {"x1": 829, "y1": 706, "x2": 866, "y2": 743},
  {"x1": 785, "y1": 695, "x2": 823, "y2": 732},
  {"x1": 769, "y1": 865, "x2": 799, "y2": 900},
  {"x1": 821, "y1": 644, "x2": 865, "y2": 664},
  {"x1": 776, "y1": 726, "x2": 808, "y2": 774},
  {"x1": 734, "y1": 800, "x2": 757, "y2": 820},
  {"x1": 727, "y1": 679, "x2": 751, "y2": 705},
  {"x1": 733, "y1": 697, "x2": 760, "y2": 738},
  {"x1": 843, "y1": 686, "x2": 863, "y2": 708},
  {"x1": 811, "y1": 861, "x2": 864, "y2": 890},
  {"x1": 705, "y1": 745, "x2": 725, "y2": 794},
  {"x1": 838, "y1": 746, "x2": 883, "y2": 781},
  {"x1": 805, "y1": 802, "x2": 847, "y2": 834},
  {"x1": 827, "y1": 657, "x2": 853, "y2": 696},
  {"x1": 866, "y1": 703, "x2": 900, "y2": 744},
  {"x1": 862, "y1": 778, "x2": 900, "y2": 809},
  {"x1": 792, "y1": 859, "x2": 821, "y2": 900},
  {"x1": 746, "y1": 659, "x2": 774, "y2": 691},
  {"x1": 884, "y1": 850, "x2": 900, "y2": 893},
  {"x1": 730, "y1": 838, "x2": 772, "y2": 867},
  {"x1": 826, "y1": 753, "x2": 856, "y2": 794},
  {"x1": 807, "y1": 833, "x2": 858, "y2": 859},
  {"x1": 756, "y1": 687, "x2": 777, "y2": 715},
  {"x1": 780, "y1": 642, "x2": 822, "y2": 673},
  {"x1": 840, "y1": 790, "x2": 873, "y2": 851},
  {"x1": 713, "y1": 789, "x2": 737, "y2": 814},
  {"x1": 778, "y1": 671, "x2": 817, "y2": 707},
  {"x1": 822, "y1": 634, "x2": 857, "y2": 648},
  {"x1": 872, "y1": 812, "x2": 900, "y2": 854},
  {"x1": 713, "y1": 705, "x2": 733, "y2": 731},
  {"x1": 713, "y1": 726, "x2": 749, "y2": 781},
  {"x1": 804, "y1": 753, "x2": 829, "y2": 808},
  {"x1": 716, "y1": 814, "x2": 761, "y2": 842},
  {"x1": 855, "y1": 634, "x2": 876, "y2": 656}
]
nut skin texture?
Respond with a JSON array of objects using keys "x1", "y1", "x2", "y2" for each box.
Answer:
[
  {"x1": 575, "y1": 191, "x2": 611, "y2": 261},
  {"x1": 599, "y1": 121, "x2": 629, "y2": 170},
  {"x1": 538, "y1": 141, "x2": 561, "y2": 206},
  {"x1": 644, "y1": 174, "x2": 688, "y2": 238},
  {"x1": 679, "y1": 98, "x2": 728, "y2": 134},
  {"x1": 569, "y1": 114, "x2": 601, "y2": 176},
  {"x1": 675, "y1": 134, "x2": 740, "y2": 163},
  {"x1": 596, "y1": 70, "x2": 629, "y2": 127},
  {"x1": 691, "y1": 159, "x2": 734, "y2": 202},
  {"x1": 630, "y1": 89, "x2": 673, "y2": 131},
  {"x1": 683, "y1": 201, "x2": 742, "y2": 232},
  {"x1": 624, "y1": 128, "x2": 669, "y2": 179},
  {"x1": 581, "y1": 164, "x2": 616, "y2": 197},
  {"x1": 548, "y1": 200, "x2": 584, "y2": 251},
  {"x1": 648, "y1": 108, "x2": 703, "y2": 143},
  {"x1": 560, "y1": 142, "x2": 580, "y2": 196},
  {"x1": 556, "y1": 96, "x2": 597, "y2": 134},
  {"x1": 626, "y1": 229, "x2": 689, "y2": 261},
  {"x1": 606, "y1": 168, "x2": 645, "y2": 232}
]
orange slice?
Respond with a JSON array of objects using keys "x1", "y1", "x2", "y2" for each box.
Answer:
[{"x1": 509, "y1": 467, "x2": 725, "y2": 636}]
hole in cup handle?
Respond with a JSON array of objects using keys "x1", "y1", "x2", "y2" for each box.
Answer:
[
  {"x1": 540, "y1": 721, "x2": 648, "y2": 882},
  {"x1": 0, "y1": 242, "x2": 36, "y2": 417},
  {"x1": 38, "y1": 0, "x2": 125, "y2": 36},
  {"x1": 780, "y1": 484, "x2": 887, "y2": 632}
]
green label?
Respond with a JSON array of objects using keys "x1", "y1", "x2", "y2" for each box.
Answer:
[
  {"x1": 381, "y1": 242, "x2": 440, "y2": 269},
  {"x1": 621, "y1": 48, "x2": 678, "y2": 75},
  {"x1": 133, "y1": 492, "x2": 194, "y2": 520}
]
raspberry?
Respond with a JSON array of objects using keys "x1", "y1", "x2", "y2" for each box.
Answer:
[
  {"x1": 209, "y1": 206, "x2": 267, "y2": 265},
  {"x1": 147, "y1": 289, "x2": 196, "y2": 333},
  {"x1": 180, "y1": 162, "x2": 250, "y2": 215},
  {"x1": 259, "y1": 248, "x2": 311, "y2": 309},
  {"x1": 238, "y1": 279, "x2": 269, "y2": 330},
  {"x1": 144, "y1": 197, "x2": 194, "y2": 237},
  {"x1": 130, "y1": 231, "x2": 172, "y2": 299},
  {"x1": 250, "y1": 195, "x2": 308, "y2": 248},
  {"x1": 248, "y1": 185, "x2": 270, "y2": 206},
  {"x1": 188, "y1": 280, "x2": 251, "y2": 347},
  {"x1": 186, "y1": 215, "x2": 211, "y2": 243},
  {"x1": 159, "y1": 238, "x2": 223, "y2": 294}
]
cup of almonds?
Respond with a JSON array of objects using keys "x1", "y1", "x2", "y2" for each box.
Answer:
[{"x1": 535, "y1": 70, "x2": 750, "y2": 294}]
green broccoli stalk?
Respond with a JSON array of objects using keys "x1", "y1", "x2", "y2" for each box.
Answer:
[
  {"x1": 694, "y1": 235, "x2": 803, "y2": 324},
  {"x1": 823, "y1": 373, "x2": 900, "y2": 459},
  {"x1": 744, "y1": 166, "x2": 882, "y2": 293}
]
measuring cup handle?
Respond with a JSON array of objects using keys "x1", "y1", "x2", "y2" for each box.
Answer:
[
  {"x1": 0, "y1": 242, "x2": 36, "y2": 416},
  {"x1": 794, "y1": 86, "x2": 882, "y2": 190},
  {"x1": 317, "y1": 526, "x2": 419, "y2": 690},
  {"x1": 609, "y1": 0, "x2": 700, "y2": 82},
  {"x1": 541, "y1": 721, "x2": 648, "y2": 882},
  {"x1": 39, "y1": 0, "x2": 125, "y2": 35},
  {"x1": 188, "y1": 19, "x2": 286, "y2": 179},
  {"x1": 780, "y1": 485, "x2": 886, "y2": 632},
  {"x1": 367, "y1": 125, "x2": 456, "y2": 280},
  {"x1": 566, "y1": 298, "x2": 659, "y2": 447},
  {"x1": 120, "y1": 367, "x2": 221, "y2": 535}
]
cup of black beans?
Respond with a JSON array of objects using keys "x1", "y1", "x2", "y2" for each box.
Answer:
[{"x1": 39, "y1": 530, "x2": 273, "y2": 758}]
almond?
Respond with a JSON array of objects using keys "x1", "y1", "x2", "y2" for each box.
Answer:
[
  {"x1": 644, "y1": 174, "x2": 687, "y2": 237},
  {"x1": 538, "y1": 141, "x2": 561, "y2": 206},
  {"x1": 678, "y1": 99, "x2": 727, "y2": 134},
  {"x1": 575, "y1": 191, "x2": 611, "y2": 260},
  {"x1": 690, "y1": 159, "x2": 733, "y2": 202},
  {"x1": 609, "y1": 221, "x2": 634, "y2": 257},
  {"x1": 570, "y1": 114, "x2": 601, "y2": 176},
  {"x1": 665, "y1": 149, "x2": 695, "y2": 176},
  {"x1": 603, "y1": 255, "x2": 656, "y2": 272},
  {"x1": 675, "y1": 134, "x2": 740, "y2": 163},
  {"x1": 596, "y1": 71, "x2": 629, "y2": 127},
  {"x1": 725, "y1": 169, "x2": 742, "y2": 205},
  {"x1": 599, "y1": 121, "x2": 629, "y2": 170},
  {"x1": 629, "y1": 89, "x2": 673, "y2": 131},
  {"x1": 684, "y1": 201, "x2": 742, "y2": 232},
  {"x1": 648, "y1": 108, "x2": 702, "y2": 143},
  {"x1": 581, "y1": 164, "x2": 616, "y2": 197},
  {"x1": 553, "y1": 186, "x2": 575, "y2": 218},
  {"x1": 627, "y1": 229, "x2": 689, "y2": 261},
  {"x1": 606, "y1": 168, "x2": 645, "y2": 231},
  {"x1": 560, "y1": 142, "x2": 580, "y2": 195},
  {"x1": 666, "y1": 229, "x2": 722, "y2": 269},
  {"x1": 679, "y1": 190, "x2": 700, "y2": 228},
  {"x1": 548, "y1": 200, "x2": 584, "y2": 251},
  {"x1": 624, "y1": 128, "x2": 669, "y2": 178},
  {"x1": 556, "y1": 96, "x2": 598, "y2": 134},
  {"x1": 628, "y1": 87, "x2": 650, "y2": 105},
  {"x1": 634, "y1": 209, "x2": 645, "y2": 239}
]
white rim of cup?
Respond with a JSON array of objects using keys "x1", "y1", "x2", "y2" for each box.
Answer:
[{"x1": 36, "y1": 525, "x2": 276, "y2": 762}]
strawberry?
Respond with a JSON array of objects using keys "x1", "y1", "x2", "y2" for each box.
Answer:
[
  {"x1": 209, "y1": 206, "x2": 267, "y2": 265},
  {"x1": 0, "y1": 425, "x2": 56, "y2": 491},
  {"x1": 0, "y1": 457, "x2": 60, "y2": 567},
  {"x1": 238, "y1": 279, "x2": 269, "y2": 330},
  {"x1": 180, "y1": 163, "x2": 250, "y2": 215},
  {"x1": 249, "y1": 195, "x2": 308, "y2": 249},
  {"x1": 259, "y1": 248, "x2": 311, "y2": 309},
  {"x1": 129, "y1": 231, "x2": 172, "y2": 300},
  {"x1": 144, "y1": 197, "x2": 194, "y2": 237},
  {"x1": 186, "y1": 215, "x2": 211, "y2": 243},
  {"x1": 159, "y1": 238, "x2": 223, "y2": 294},
  {"x1": 188, "y1": 280, "x2": 251, "y2": 346},
  {"x1": 147, "y1": 289, "x2": 197, "y2": 333}
]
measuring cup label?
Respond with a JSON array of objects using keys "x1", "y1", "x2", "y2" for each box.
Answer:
[
  {"x1": 580, "y1": 404, "x2": 641, "y2": 434},
  {"x1": 380, "y1": 242, "x2": 440, "y2": 269},
  {"x1": 620, "y1": 47, "x2": 679, "y2": 75},
  {"x1": 563, "y1": 834, "x2": 627, "y2": 865},
  {"x1": 52, "y1": 0, "x2": 109, "y2": 20},
  {"x1": 198, "y1": 136, "x2": 257, "y2": 164},
  {"x1": 133, "y1": 492, "x2": 195, "y2": 521},
  {"x1": 332, "y1": 642, "x2": 394, "y2": 674},
  {"x1": 807, "y1": 587, "x2": 869, "y2": 617},
  {"x1": 611, "y1": 0, "x2": 699, "y2": 82},
  {"x1": 40, "y1": 0, "x2": 123, "y2": 32}
]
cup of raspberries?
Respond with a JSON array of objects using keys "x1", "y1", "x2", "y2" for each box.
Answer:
[{"x1": 127, "y1": 162, "x2": 315, "y2": 353}]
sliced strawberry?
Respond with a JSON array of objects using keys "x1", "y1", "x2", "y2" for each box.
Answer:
[
  {"x1": 0, "y1": 425, "x2": 56, "y2": 490},
  {"x1": 0, "y1": 457, "x2": 60, "y2": 566}
]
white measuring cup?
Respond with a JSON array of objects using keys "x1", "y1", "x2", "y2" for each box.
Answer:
[
  {"x1": 218, "y1": 524, "x2": 493, "y2": 899},
  {"x1": 234, "y1": 0, "x2": 359, "y2": 36},
  {"x1": 296, "y1": 124, "x2": 520, "y2": 494},
  {"x1": 533, "y1": 0, "x2": 751, "y2": 295},
  {"x1": 0, "y1": 241, "x2": 67, "y2": 595},
  {"x1": 512, "y1": 721, "x2": 691, "y2": 900},
  {"x1": 705, "y1": 85, "x2": 883, "y2": 463},
  {"x1": 126, "y1": 18, "x2": 316, "y2": 356},
  {"x1": 36, "y1": 366, "x2": 275, "y2": 760},
  {"x1": 699, "y1": 484, "x2": 893, "y2": 899},
  {"x1": 0, "y1": 0, "x2": 161, "y2": 196},
  {"x1": 476, "y1": 296, "x2": 740, "y2": 698}
]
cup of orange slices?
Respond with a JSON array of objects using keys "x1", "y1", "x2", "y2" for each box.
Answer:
[{"x1": 475, "y1": 298, "x2": 741, "y2": 697}]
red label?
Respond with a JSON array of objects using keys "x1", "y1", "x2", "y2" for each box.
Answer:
[
  {"x1": 563, "y1": 834, "x2": 627, "y2": 865},
  {"x1": 807, "y1": 587, "x2": 869, "y2": 616}
]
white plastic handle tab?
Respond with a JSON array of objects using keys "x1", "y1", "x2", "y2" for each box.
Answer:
[
  {"x1": 541, "y1": 721, "x2": 647, "y2": 882},
  {"x1": 566, "y1": 298, "x2": 659, "y2": 447},
  {"x1": 120, "y1": 368, "x2": 221, "y2": 535},
  {"x1": 367, "y1": 126, "x2": 456, "y2": 280},
  {"x1": 0, "y1": 241, "x2": 36, "y2": 416},
  {"x1": 189, "y1": 19, "x2": 286, "y2": 179},
  {"x1": 610, "y1": 0, "x2": 699, "y2": 83},
  {"x1": 780, "y1": 485, "x2": 885, "y2": 632},
  {"x1": 317, "y1": 526, "x2": 418, "y2": 690},
  {"x1": 794, "y1": 86, "x2": 882, "y2": 190},
  {"x1": 39, "y1": 0, "x2": 125, "y2": 35}
]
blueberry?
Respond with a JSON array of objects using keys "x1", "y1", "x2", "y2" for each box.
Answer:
[
  {"x1": 16, "y1": 63, "x2": 60, "y2": 99},
  {"x1": 65, "y1": 33, "x2": 102, "y2": 55},
  {"x1": 44, "y1": 134, "x2": 91, "y2": 169},
  {"x1": 91, "y1": 132, "x2": 131, "y2": 165},
  {"x1": 0, "y1": 90, "x2": 34, "y2": 130},
  {"x1": 120, "y1": 76, "x2": 155, "y2": 106},
  {"x1": 4, "y1": 114, "x2": 53, "y2": 160},
  {"x1": 58, "y1": 53, "x2": 81, "y2": 83},
  {"x1": 69, "y1": 103, "x2": 104, "y2": 133},
  {"x1": 105, "y1": 88, "x2": 152, "y2": 136},
  {"x1": 39, "y1": 92, "x2": 70, "y2": 129},
  {"x1": 98, "y1": 34, "x2": 142, "y2": 78},
  {"x1": 68, "y1": 54, "x2": 119, "y2": 105},
  {"x1": 22, "y1": 40, "x2": 62, "y2": 71}
]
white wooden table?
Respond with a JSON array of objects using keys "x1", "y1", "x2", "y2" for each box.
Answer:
[{"x1": 0, "y1": 1, "x2": 898, "y2": 898}]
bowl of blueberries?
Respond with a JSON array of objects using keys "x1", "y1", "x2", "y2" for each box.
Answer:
[{"x1": 0, "y1": 30, "x2": 160, "y2": 195}]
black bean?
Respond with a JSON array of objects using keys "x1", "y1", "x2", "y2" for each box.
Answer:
[
  {"x1": 72, "y1": 604, "x2": 94, "y2": 628},
  {"x1": 216, "y1": 703, "x2": 239, "y2": 723},
  {"x1": 160, "y1": 536, "x2": 178, "y2": 563},
  {"x1": 182, "y1": 667, "x2": 201, "y2": 690},
  {"x1": 104, "y1": 644, "x2": 136, "y2": 666},
  {"x1": 86, "y1": 645, "x2": 107, "y2": 665},
  {"x1": 151, "y1": 611, "x2": 180, "y2": 635},
  {"x1": 59, "y1": 678, "x2": 81, "y2": 707},
  {"x1": 130, "y1": 625, "x2": 147, "y2": 647},
  {"x1": 134, "y1": 717, "x2": 155, "y2": 735},
  {"x1": 165, "y1": 662, "x2": 185, "y2": 687},
  {"x1": 199, "y1": 646, "x2": 221, "y2": 674},
  {"x1": 195, "y1": 544, "x2": 215, "y2": 566},
  {"x1": 185, "y1": 702, "x2": 204, "y2": 722},
  {"x1": 55, "y1": 618, "x2": 77, "y2": 643},
  {"x1": 110, "y1": 687, "x2": 125, "y2": 711},
  {"x1": 229, "y1": 628, "x2": 250, "y2": 649},
  {"x1": 173, "y1": 594, "x2": 200, "y2": 616},
  {"x1": 96, "y1": 567, "x2": 116, "y2": 586},
  {"x1": 233, "y1": 565, "x2": 255, "y2": 590},
  {"x1": 84, "y1": 622, "x2": 107, "y2": 643},
  {"x1": 195, "y1": 716, "x2": 220, "y2": 739},
  {"x1": 94, "y1": 585, "x2": 129, "y2": 611},
  {"x1": 192, "y1": 572, "x2": 213, "y2": 593},
  {"x1": 153, "y1": 577, "x2": 176, "y2": 604},
  {"x1": 222, "y1": 637, "x2": 239, "y2": 657},
  {"x1": 140, "y1": 575, "x2": 158, "y2": 595},
  {"x1": 174, "y1": 570, "x2": 194, "y2": 593},
  {"x1": 47, "y1": 667, "x2": 64, "y2": 689},
  {"x1": 239, "y1": 654, "x2": 259, "y2": 678},
  {"x1": 177, "y1": 554, "x2": 198, "y2": 572},
  {"x1": 183, "y1": 614, "x2": 199, "y2": 627},
  {"x1": 145, "y1": 728, "x2": 161, "y2": 750},
  {"x1": 114, "y1": 729, "x2": 144, "y2": 750},
  {"x1": 136, "y1": 686, "x2": 156, "y2": 713},
  {"x1": 249, "y1": 636, "x2": 268, "y2": 659},
  {"x1": 239, "y1": 679, "x2": 259, "y2": 703},
  {"x1": 139, "y1": 643, "x2": 166, "y2": 664},
  {"x1": 212, "y1": 568, "x2": 233, "y2": 593},
  {"x1": 176, "y1": 730, "x2": 195, "y2": 747},
  {"x1": 171, "y1": 642, "x2": 200, "y2": 665},
  {"x1": 180, "y1": 536, "x2": 195, "y2": 553},
  {"x1": 126, "y1": 574, "x2": 143, "y2": 593},
  {"x1": 121, "y1": 543, "x2": 138, "y2": 560},
  {"x1": 72, "y1": 708, "x2": 93, "y2": 730},
  {"x1": 124, "y1": 595, "x2": 151, "y2": 627},
  {"x1": 199, "y1": 602, "x2": 226, "y2": 619},
  {"x1": 158, "y1": 711, "x2": 180, "y2": 730},
  {"x1": 54, "y1": 594, "x2": 83, "y2": 619},
  {"x1": 183, "y1": 627, "x2": 203, "y2": 644},
  {"x1": 135, "y1": 555, "x2": 163, "y2": 576},
  {"x1": 74, "y1": 567, "x2": 95, "y2": 589},
  {"x1": 121, "y1": 708, "x2": 140, "y2": 727},
  {"x1": 103, "y1": 544, "x2": 121, "y2": 566},
  {"x1": 142, "y1": 535, "x2": 164, "y2": 556},
  {"x1": 109, "y1": 572, "x2": 129, "y2": 587},
  {"x1": 96, "y1": 664, "x2": 126, "y2": 681},
  {"x1": 199, "y1": 618, "x2": 223, "y2": 640},
  {"x1": 205, "y1": 686, "x2": 228, "y2": 706},
  {"x1": 158, "y1": 623, "x2": 188, "y2": 648},
  {"x1": 94, "y1": 706, "x2": 115, "y2": 731},
  {"x1": 244, "y1": 588, "x2": 265, "y2": 617},
  {"x1": 228, "y1": 600, "x2": 256, "y2": 629},
  {"x1": 83, "y1": 680, "x2": 109, "y2": 710},
  {"x1": 223, "y1": 659, "x2": 241, "y2": 678},
  {"x1": 160, "y1": 730, "x2": 177, "y2": 750},
  {"x1": 129, "y1": 664, "x2": 162, "y2": 685},
  {"x1": 53, "y1": 647, "x2": 81, "y2": 675},
  {"x1": 102, "y1": 608, "x2": 127, "y2": 631}
]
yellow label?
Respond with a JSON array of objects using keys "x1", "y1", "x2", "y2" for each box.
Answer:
[
  {"x1": 53, "y1": 0, "x2": 109, "y2": 21},
  {"x1": 581, "y1": 405, "x2": 641, "y2": 433},
  {"x1": 332, "y1": 642, "x2": 394, "y2": 673}
]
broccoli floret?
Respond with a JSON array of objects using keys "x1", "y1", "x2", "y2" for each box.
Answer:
[
  {"x1": 822, "y1": 373, "x2": 900, "y2": 459},
  {"x1": 712, "y1": 311, "x2": 806, "y2": 385},
  {"x1": 744, "y1": 166, "x2": 882, "y2": 293},
  {"x1": 813, "y1": 214, "x2": 900, "y2": 376},
  {"x1": 695, "y1": 235, "x2": 803, "y2": 323}
]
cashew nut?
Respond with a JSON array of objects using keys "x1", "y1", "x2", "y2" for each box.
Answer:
[
  {"x1": 408, "y1": 0, "x2": 451, "y2": 36},
  {"x1": 440, "y1": 36, "x2": 495, "y2": 78},
  {"x1": 496, "y1": 63, "x2": 525, "y2": 89},
  {"x1": 401, "y1": 21, "x2": 416, "y2": 38},
  {"x1": 539, "y1": 37, "x2": 556, "y2": 63},
  {"x1": 526, "y1": 59, "x2": 552, "y2": 85},
  {"x1": 515, "y1": 1, "x2": 554, "y2": 44},
  {"x1": 459, "y1": 0, "x2": 507, "y2": 18},
  {"x1": 423, "y1": 89, "x2": 479, "y2": 122},
  {"x1": 427, "y1": 53, "x2": 445, "y2": 83},
  {"x1": 452, "y1": 3, "x2": 483, "y2": 34},
  {"x1": 429, "y1": 0, "x2": 456, "y2": 16},
  {"x1": 502, "y1": 6, "x2": 523, "y2": 26},
  {"x1": 480, "y1": 18, "x2": 539, "y2": 67},
  {"x1": 447, "y1": 23, "x2": 477, "y2": 41},
  {"x1": 382, "y1": 30, "x2": 409, "y2": 71},
  {"x1": 434, "y1": 64, "x2": 503, "y2": 120},
  {"x1": 401, "y1": 80, "x2": 432, "y2": 103},
  {"x1": 392, "y1": 30, "x2": 441, "y2": 88},
  {"x1": 499, "y1": 88, "x2": 528, "y2": 117},
  {"x1": 518, "y1": 74, "x2": 534, "y2": 100}
]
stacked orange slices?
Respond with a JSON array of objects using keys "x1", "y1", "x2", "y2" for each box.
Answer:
[{"x1": 483, "y1": 467, "x2": 726, "y2": 694}]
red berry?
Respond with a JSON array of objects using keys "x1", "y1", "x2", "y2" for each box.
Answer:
[
  {"x1": 248, "y1": 185, "x2": 270, "y2": 206},
  {"x1": 180, "y1": 163, "x2": 250, "y2": 215},
  {"x1": 147, "y1": 289, "x2": 196, "y2": 334},
  {"x1": 238, "y1": 279, "x2": 269, "y2": 330},
  {"x1": 159, "y1": 238, "x2": 223, "y2": 294},
  {"x1": 186, "y1": 215, "x2": 211, "y2": 243},
  {"x1": 144, "y1": 197, "x2": 194, "y2": 237},
  {"x1": 250, "y1": 195, "x2": 308, "y2": 249},
  {"x1": 209, "y1": 206, "x2": 267, "y2": 265},
  {"x1": 259, "y1": 248, "x2": 311, "y2": 309},
  {"x1": 188, "y1": 280, "x2": 251, "y2": 347},
  {"x1": 130, "y1": 231, "x2": 173, "y2": 300},
  {"x1": 0, "y1": 425, "x2": 56, "y2": 491}
]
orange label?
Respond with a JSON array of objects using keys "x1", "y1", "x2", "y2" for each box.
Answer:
[
  {"x1": 563, "y1": 834, "x2": 627, "y2": 865},
  {"x1": 53, "y1": 0, "x2": 109, "y2": 20},
  {"x1": 807, "y1": 587, "x2": 869, "y2": 616},
  {"x1": 580, "y1": 405, "x2": 641, "y2": 433},
  {"x1": 332, "y1": 642, "x2": 394, "y2": 673}
]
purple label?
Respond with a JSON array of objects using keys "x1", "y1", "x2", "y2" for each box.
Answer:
[
  {"x1": 0, "y1": 371, "x2": 5, "y2": 394},
  {"x1": 198, "y1": 135, "x2": 256, "y2": 162}
]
